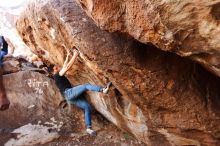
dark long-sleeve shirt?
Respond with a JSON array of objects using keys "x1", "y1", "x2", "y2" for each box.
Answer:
[{"x1": 53, "y1": 73, "x2": 72, "y2": 93}]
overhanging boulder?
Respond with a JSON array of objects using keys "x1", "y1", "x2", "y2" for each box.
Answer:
[
  {"x1": 16, "y1": 0, "x2": 220, "y2": 145},
  {"x1": 76, "y1": 0, "x2": 220, "y2": 77}
]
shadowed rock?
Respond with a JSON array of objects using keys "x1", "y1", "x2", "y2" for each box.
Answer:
[{"x1": 76, "y1": 0, "x2": 220, "y2": 77}]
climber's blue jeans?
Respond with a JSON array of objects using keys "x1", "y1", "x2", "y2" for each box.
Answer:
[
  {"x1": 0, "y1": 51, "x2": 7, "y2": 67},
  {"x1": 63, "y1": 84, "x2": 103, "y2": 128}
]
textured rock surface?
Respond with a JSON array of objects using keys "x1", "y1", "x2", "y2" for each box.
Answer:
[
  {"x1": 0, "y1": 57, "x2": 63, "y2": 145},
  {"x1": 76, "y1": 0, "x2": 220, "y2": 77},
  {"x1": 16, "y1": 0, "x2": 220, "y2": 145},
  {"x1": 1, "y1": 56, "x2": 69, "y2": 115},
  {"x1": 0, "y1": 56, "x2": 45, "y2": 111}
]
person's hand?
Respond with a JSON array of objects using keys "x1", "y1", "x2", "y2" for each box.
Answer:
[{"x1": 73, "y1": 49, "x2": 79, "y2": 56}]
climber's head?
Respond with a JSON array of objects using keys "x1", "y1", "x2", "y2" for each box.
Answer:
[
  {"x1": 53, "y1": 66, "x2": 60, "y2": 74},
  {"x1": 49, "y1": 64, "x2": 60, "y2": 74}
]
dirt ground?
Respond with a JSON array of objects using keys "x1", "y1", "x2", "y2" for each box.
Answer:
[{"x1": 0, "y1": 103, "x2": 146, "y2": 146}]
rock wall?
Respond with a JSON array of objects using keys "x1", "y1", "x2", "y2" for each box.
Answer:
[
  {"x1": 76, "y1": 0, "x2": 220, "y2": 77},
  {"x1": 1, "y1": 56, "x2": 62, "y2": 112},
  {"x1": 16, "y1": 0, "x2": 220, "y2": 145},
  {"x1": 0, "y1": 69, "x2": 63, "y2": 145},
  {"x1": 0, "y1": 57, "x2": 63, "y2": 129}
]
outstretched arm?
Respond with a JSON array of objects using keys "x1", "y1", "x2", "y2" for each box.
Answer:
[
  {"x1": 63, "y1": 51, "x2": 70, "y2": 67},
  {"x1": 59, "y1": 50, "x2": 79, "y2": 76},
  {"x1": 65, "y1": 50, "x2": 79, "y2": 69},
  {"x1": 4, "y1": 37, "x2": 15, "y2": 54}
]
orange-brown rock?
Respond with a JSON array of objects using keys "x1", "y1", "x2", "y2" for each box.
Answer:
[
  {"x1": 16, "y1": 0, "x2": 220, "y2": 145},
  {"x1": 76, "y1": 0, "x2": 220, "y2": 77}
]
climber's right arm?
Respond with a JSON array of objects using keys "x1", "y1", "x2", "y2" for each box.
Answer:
[
  {"x1": 63, "y1": 51, "x2": 70, "y2": 67},
  {"x1": 59, "y1": 50, "x2": 79, "y2": 76}
]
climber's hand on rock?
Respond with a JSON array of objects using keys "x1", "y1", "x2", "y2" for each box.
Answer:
[
  {"x1": 59, "y1": 49, "x2": 78, "y2": 76},
  {"x1": 73, "y1": 49, "x2": 79, "y2": 56}
]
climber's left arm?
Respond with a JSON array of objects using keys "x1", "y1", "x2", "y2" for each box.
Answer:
[{"x1": 59, "y1": 50, "x2": 79, "y2": 76}]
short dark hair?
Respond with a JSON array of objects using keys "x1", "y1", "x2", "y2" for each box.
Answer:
[{"x1": 48, "y1": 64, "x2": 55, "y2": 73}]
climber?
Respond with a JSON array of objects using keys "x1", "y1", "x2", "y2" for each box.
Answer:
[
  {"x1": 0, "y1": 35, "x2": 15, "y2": 67},
  {"x1": 0, "y1": 35, "x2": 15, "y2": 111},
  {"x1": 50, "y1": 49, "x2": 112, "y2": 136}
]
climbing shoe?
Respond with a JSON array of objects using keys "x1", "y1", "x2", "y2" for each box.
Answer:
[
  {"x1": 102, "y1": 82, "x2": 112, "y2": 94},
  {"x1": 86, "y1": 128, "x2": 96, "y2": 136}
]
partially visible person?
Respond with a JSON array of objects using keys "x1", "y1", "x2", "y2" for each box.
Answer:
[
  {"x1": 0, "y1": 35, "x2": 14, "y2": 111},
  {"x1": 51, "y1": 49, "x2": 111, "y2": 135},
  {"x1": 0, "y1": 35, "x2": 15, "y2": 67}
]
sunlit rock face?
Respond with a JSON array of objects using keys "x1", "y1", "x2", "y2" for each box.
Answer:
[
  {"x1": 76, "y1": 0, "x2": 220, "y2": 77},
  {"x1": 16, "y1": 0, "x2": 220, "y2": 145}
]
